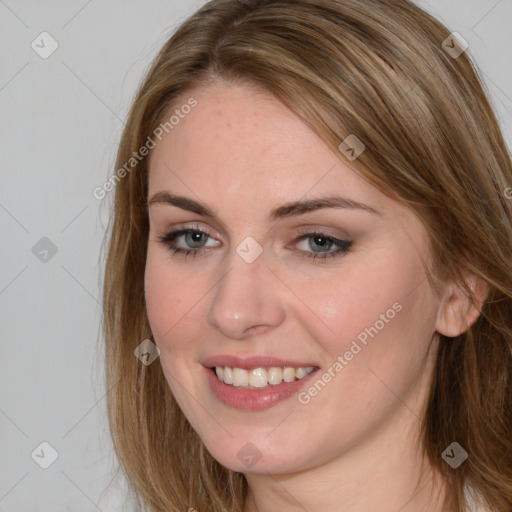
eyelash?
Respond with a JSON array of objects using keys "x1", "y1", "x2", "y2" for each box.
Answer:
[{"x1": 156, "y1": 224, "x2": 353, "y2": 262}]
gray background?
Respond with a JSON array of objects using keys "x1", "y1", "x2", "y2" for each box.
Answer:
[{"x1": 0, "y1": 0, "x2": 510, "y2": 510}]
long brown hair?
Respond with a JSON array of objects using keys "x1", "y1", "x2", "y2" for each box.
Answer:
[{"x1": 101, "y1": 1, "x2": 512, "y2": 510}]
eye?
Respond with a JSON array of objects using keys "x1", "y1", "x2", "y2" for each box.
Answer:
[
  {"x1": 157, "y1": 226, "x2": 218, "y2": 258},
  {"x1": 292, "y1": 232, "x2": 353, "y2": 260},
  {"x1": 156, "y1": 226, "x2": 353, "y2": 262}
]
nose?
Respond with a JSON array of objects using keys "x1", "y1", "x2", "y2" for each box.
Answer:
[{"x1": 206, "y1": 252, "x2": 286, "y2": 339}]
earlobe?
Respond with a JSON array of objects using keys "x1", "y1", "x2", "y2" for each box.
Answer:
[{"x1": 435, "y1": 272, "x2": 489, "y2": 338}]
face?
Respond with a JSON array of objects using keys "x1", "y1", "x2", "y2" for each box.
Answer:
[{"x1": 144, "y1": 80, "x2": 444, "y2": 475}]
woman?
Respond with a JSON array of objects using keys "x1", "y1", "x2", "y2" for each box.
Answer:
[{"x1": 101, "y1": 0, "x2": 512, "y2": 510}]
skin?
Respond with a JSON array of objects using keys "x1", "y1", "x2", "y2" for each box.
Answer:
[{"x1": 144, "y1": 80, "x2": 486, "y2": 511}]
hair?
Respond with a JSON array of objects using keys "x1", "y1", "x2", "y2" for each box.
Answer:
[{"x1": 101, "y1": 0, "x2": 512, "y2": 510}]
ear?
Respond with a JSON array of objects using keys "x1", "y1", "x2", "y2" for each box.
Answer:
[{"x1": 435, "y1": 270, "x2": 490, "y2": 337}]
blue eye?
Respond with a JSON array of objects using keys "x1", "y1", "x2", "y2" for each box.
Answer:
[
  {"x1": 295, "y1": 233, "x2": 353, "y2": 260},
  {"x1": 156, "y1": 228, "x2": 352, "y2": 261},
  {"x1": 157, "y1": 228, "x2": 218, "y2": 258}
]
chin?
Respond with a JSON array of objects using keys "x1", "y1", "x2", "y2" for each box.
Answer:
[{"x1": 201, "y1": 435, "x2": 316, "y2": 476}]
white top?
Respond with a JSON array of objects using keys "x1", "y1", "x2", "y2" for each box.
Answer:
[{"x1": 464, "y1": 484, "x2": 489, "y2": 512}]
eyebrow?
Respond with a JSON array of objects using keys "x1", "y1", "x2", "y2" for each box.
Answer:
[{"x1": 147, "y1": 191, "x2": 381, "y2": 220}]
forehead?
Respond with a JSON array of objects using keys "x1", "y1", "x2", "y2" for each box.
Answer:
[{"x1": 148, "y1": 82, "x2": 387, "y2": 216}]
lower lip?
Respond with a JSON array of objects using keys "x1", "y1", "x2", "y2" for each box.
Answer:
[{"x1": 205, "y1": 367, "x2": 319, "y2": 410}]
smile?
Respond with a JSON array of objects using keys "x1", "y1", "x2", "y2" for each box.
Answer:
[{"x1": 214, "y1": 366, "x2": 316, "y2": 388}]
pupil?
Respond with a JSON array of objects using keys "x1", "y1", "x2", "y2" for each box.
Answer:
[
  {"x1": 311, "y1": 236, "x2": 332, "y2": 251},
  {"x1": 187, "y1": 232, "x2": 205, "y2": 247}
]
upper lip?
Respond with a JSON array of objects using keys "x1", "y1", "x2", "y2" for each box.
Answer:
[{"x1": 202, "y1": 355, "x2": 319, "y2": 369}]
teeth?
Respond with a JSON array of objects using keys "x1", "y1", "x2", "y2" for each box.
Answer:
[
  {"x1": 233, "y1": 368, "x2": 249, "y2": 387},
  {"x1": 223, "y1": 367, "x2": 233, "y2": 384},
  {"x1": 248, "y1": 367, "x2": 268, "y2": 388},
  {"x1": 214, "y1": 366, "x2": 315, "y2": 388},
  {"x1": 267, "y1": 367, "x2": 283, "y2": 385},
  {"x1": 283, "y1": 367, "x2": 296, "y2": 382},
  {"x1": 295, "y1": 367, "x2": 307, "y2": 379}
]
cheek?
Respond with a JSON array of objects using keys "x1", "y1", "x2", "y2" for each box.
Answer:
[
  {"x1": 295, "y1": 246, "x2": 436, "y2": 368},
  {"x1": 144, "y1": 259, "x2": 171, "y2": 340},
  {"x1": 144, "y1": 255, "x2": 200, "y2": 406},
  {"x1": 144, "y1": 251, "x2": 190, "y2": 345},
  {"x1": 293, "y1": 270, "x2": 379, "y2": 331},
  {"x1": 144, "y1": 248, "x2": 212, "y2": 365}
]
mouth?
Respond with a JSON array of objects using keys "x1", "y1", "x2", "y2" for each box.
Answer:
[
  {"x1": 210, "y1": 365, "x2": 316, "y2": 389},
  {"x1": 202, "y1": 355, "x2": 320, "y2": 410},
  {"x1": 205, "y1": 363, "x2": 320, "y2": 410}
]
